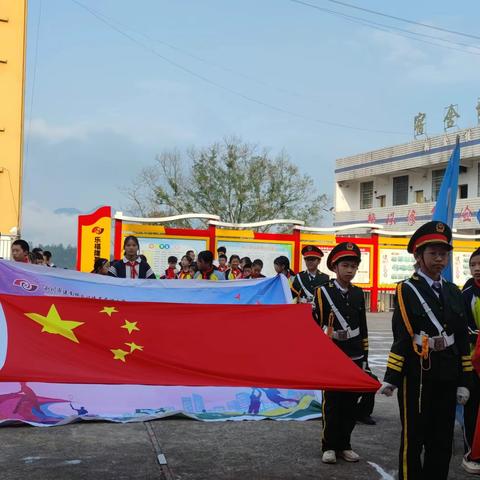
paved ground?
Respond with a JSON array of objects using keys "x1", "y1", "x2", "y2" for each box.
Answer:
[{"x1": 0, "y1": 314, "x2": 471, "y2": 479}]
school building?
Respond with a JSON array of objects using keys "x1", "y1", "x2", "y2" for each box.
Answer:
[{"x1": 334, "y1": 126, "x2": 480, "y2": 234}]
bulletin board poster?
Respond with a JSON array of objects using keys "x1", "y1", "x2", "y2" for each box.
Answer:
[
  {"x1": 218, "y1": 240, "x2": 293, "y2": 277},
  {"x1": 378, "y1": 248, "x2": 415, "y2": 288},
  {"x1": 313, "y1": 245, "x2": 372, "y2": 287},
  {"x1": 138, "y1": 237, "x2": 207, "y2": 277},
  {"x1": 453, "y1": 251, "x2": 471, "y2": 287}
]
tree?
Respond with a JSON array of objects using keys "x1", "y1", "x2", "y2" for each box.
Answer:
[{"x1": 123, "y1": 139, "x2": 329, "y2": 231}]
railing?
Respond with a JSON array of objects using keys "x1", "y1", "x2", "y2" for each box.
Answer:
[{"x1": 0, "y1": 234, "x2": 16, "y2": 260}]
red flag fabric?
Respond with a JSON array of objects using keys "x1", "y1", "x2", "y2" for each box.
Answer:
[
  {"x1": 471, "y1": 333, "x2": 480, "y2": 459},
  {"x1": 0, "y1": 294, "x2": 379, "y2": 391}
]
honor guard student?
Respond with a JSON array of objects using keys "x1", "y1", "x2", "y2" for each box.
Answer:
[
  {"x1": 313, "y1": 242, "x2": 369, "y2": 465},
  {"x1": 381, "y1": 221, "x2": 472, "y2": 480},
  {"x1": 291, "y1": 245, "x2": 329, "y2": 303}
]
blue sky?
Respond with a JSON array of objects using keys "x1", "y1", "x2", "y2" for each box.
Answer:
[{"x1": 22, "y1": 0, "x2": 480, "y2": 244}]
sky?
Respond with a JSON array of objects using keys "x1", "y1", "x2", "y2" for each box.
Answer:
[{"x1": 21, "y1": 0, "x2": 480, "y2": 245}]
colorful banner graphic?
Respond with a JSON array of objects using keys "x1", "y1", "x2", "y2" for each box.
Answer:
[
  {"x1": 217, "y1": 240, "x2": 293, "y2": 277},
  {"x1": 0, "y1": 383, "x2": 322, "y2": 426},
  {"x1": 0, "y1": 261, "x2": 331, "y2": 425},
  {"x1": 0, "y1": 260, "x2": 291, "y2": 304},
  {"x1": 138, "y1": 236, "x2": 207, "y2": 277}
]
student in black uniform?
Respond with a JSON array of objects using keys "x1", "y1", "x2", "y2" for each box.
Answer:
[
  {"x1": 108, "y1": 235, "x2": 156, "y2": 279},
  {"x1": 313, "y1": 242, "x2": 369, "y2": 465},
  {"x1": 460, "y1": 247, "x2": 480, "y2": 475},
  {"x1": 291, "y1": 245, "x2": 329, "y2": 303},
  {"x1": 381, "y1": 221, "x2": 472, "y2": 480}
]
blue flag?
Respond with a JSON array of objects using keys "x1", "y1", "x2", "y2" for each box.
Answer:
[{"x1": 432, "y1": 136, "x2": 460, "y2": 281}]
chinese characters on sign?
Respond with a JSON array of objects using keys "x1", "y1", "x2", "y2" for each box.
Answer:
[
  {"x1": 386, "y1": 212, "x2": 396, "y2": 226},
  {"x1": 444, "y1": 104, "x2": 460, "y2": 131},
  {"x1": 460, "y1": 205, "x2": 473, "y2": 222},
  {"x1": 414, "y1": 112, "x2": 426, "y2": 138},
  {"x1": 407, "y1": 209, "x2": 416, "y2": 226},
  {"x1": 94, "y1": 236, "x2": 101, "y2": 260}
]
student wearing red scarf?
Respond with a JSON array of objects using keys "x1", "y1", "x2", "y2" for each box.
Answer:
[{"x1": 108, "y1": 236, "x2": 156, "y2": 279}]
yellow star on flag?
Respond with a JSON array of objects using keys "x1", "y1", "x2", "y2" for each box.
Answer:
[
  {"x1": 121, "y1": 320, "x2": 140, "y2": 334},
  {"x1": 111, "y1": 348, "x2": 129, "y2": 362},
  {"x1": 25, "y1": 304, "x2": 84, "y2": 344},
  {"x1": 100, "y1": 306, "x2": 118, "y2": 317},
  {"x1": 125, "y1": 342, "x2": 143, "y2": 352}
]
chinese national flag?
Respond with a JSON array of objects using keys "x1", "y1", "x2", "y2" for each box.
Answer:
[{"x1": 0, "y1": 294, "x2": 379, "y2": 391}]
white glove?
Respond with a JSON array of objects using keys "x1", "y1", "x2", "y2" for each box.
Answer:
[
  {"x1": 457, "y1": 387, "x2": 470, "y2": 405},
  {"x1": 380, "y1": 382, "x2": 397, "y2": 397}
]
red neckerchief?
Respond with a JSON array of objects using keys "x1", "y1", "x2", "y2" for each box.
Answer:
[
  {"x1": 165, "y1": 267, "x2": 177, "y2": 279},
  {"x1": 127, "y1": 261, "x2": 138, "y2": 279},
  {"x1": 230, "y1": 268, "x2": 242, "y2": 279},
  {"x1": 217, "y1": 265, "x2": 228, "y2": 272},
  {"x1": 202, "y1": 267, "x2": 215, "y2": 279},
  {"x1": 475, "y1": 279, "x2": 480, "y2": 289},
  {"x1": 179, "y1": 270, "x2": 191, "y2": 279}
]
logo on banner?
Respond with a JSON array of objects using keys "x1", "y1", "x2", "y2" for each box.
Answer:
[
  {"x1": 13, "y1": 279, "x2": 39, "y2": 292},
  {"x1": 91, "y1": 227, "x2": 104, "y2": 234},
  {"x1": 148, "y1": 243, "x2": 171, "y2": 250}
]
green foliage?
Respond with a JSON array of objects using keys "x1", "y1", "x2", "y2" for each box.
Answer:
[
  {"x1": 124, "y1": 139, "x2": 329, "y2": 231},
  {"x1": 38, "y1": 244, "x2": 77, "y2": 269}
]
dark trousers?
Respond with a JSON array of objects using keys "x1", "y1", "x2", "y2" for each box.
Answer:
[
  {"x1": 322, "y1": 390, "x2": 359, "y2": 451},
  {"x1": 356, "y1": 371, "x2": 378, "y2": 418},
  {"x1": 397, "y1": 375, "x2": 457, "y2": 480},
  {"x1": 464, "y1": 373, "x2": 480, "y2": 459}
]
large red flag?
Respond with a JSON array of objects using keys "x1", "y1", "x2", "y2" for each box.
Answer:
[{"x1": 0, "y1": 294, "x2": 379, "y2": 391}]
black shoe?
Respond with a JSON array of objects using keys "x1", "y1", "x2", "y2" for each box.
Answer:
[{"x1": 357, "y1": 415, "x2": 376, "y2": 425}]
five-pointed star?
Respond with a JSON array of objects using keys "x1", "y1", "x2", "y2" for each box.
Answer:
[
  {"x1": 121, "y1": 320, "x2": 140, "y2": 334},
  {"x1": 111, "y1": 348, "x2": 129, "y2": 362},
  {"x1": 25, "y1": 304, "x2": 84, "y2": 343},
  {"x1": 100, "y1": 306, "x2": 118, "y2": 317},
  {"x1": 125, "y1": 342, "x2": 143, "y2": 352}
]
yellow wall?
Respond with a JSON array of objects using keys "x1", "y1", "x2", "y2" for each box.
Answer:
[{"x1": 0, "y1": 1, "x2": 27, "y2": 234}]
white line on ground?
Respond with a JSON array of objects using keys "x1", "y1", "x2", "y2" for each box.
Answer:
[{"x1": 367, "y1": 461, "x2": 396, "y2": 480}]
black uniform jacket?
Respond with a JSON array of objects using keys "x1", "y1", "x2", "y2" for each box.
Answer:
[
  {"x1": 313, "y1": 280, "x2": 368, "y2": 361},
  {"x1": 292, "y1": 270, "x2": 329, "y2": 301},
  {"x1": 384, "y1": 273, "x2": 472, "y2": 388},
  {"x1": 108, "y1": 259, "x2": 156, "y2": 279}
]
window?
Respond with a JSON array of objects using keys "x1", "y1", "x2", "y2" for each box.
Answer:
[
  {"x1": 459, "y1": 184, "x2": 468, "y2": 199},
  {"x1": 432, "y1": 169, "x2": 445, "y2": 201},
  {"x1": 415, "y1": 190, "x2": 424, "y2": 203},
  {"x1": 393, "y1": 175, "x2": 409, "y2": 206},
  {"x1": 377, "y1": 195, "x2": 386, "y2": 207},
  {"x1": 360, "y1": 181, "x2": 373, "y2": 209}
]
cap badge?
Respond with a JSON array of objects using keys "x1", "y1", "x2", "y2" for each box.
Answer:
[
  {"x1": 346, "y1": 243, "x2": 354, "y2": 250},
  {"x1": 436, "y1": 222, "x2": 445, "y2": 233}
]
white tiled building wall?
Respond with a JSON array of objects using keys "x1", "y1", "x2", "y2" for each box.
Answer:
[{"x1": 334, "y1": 127, "x2": 480, "y2": 233}]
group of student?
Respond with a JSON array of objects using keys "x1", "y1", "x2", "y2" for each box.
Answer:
[
  {"x1": 9, "y1": 224, "x2": 480, "y2": 478},
  {"x1": 9, "y1": 239, "x2": 54, "y2": 266},
  {"x1": 90, "y1": 235, "x2": 288, "y2": 280},
  {"x1": 297, "y1": 221, "x2": 480, "y2": 479}
]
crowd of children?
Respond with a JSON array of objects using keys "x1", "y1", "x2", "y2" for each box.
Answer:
[{"x1": 8, "y1": 226, "x2": 480, "y2": 477}]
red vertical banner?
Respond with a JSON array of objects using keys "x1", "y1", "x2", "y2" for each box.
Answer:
[
  {"x1": 292, "y1": 228, "x2": 301, "y2": 273},
  {"x1": 208, "y1": 224, "x2": 217, "y2": 254},
  {"x1": 114, "y1": 218, "x2": 123, "y2": 260},
  {"x1": 370, "y1": 233, "x2": 379, "y2": 313},
  {"x1": 76, "y1": 206, "x2": 112, "y2": 272}
]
